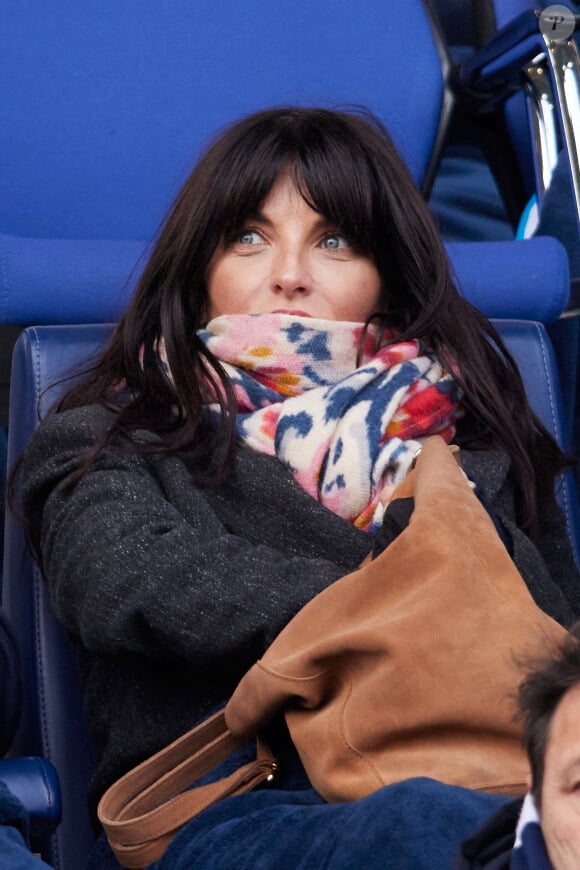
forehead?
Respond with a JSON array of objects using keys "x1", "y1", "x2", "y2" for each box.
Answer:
[
  {"x1": 545, "y1": 682, "x2": 580, "y2": 772},
  {"x1": 222, "y1": 155, "x2": 376, "y2": 252},
  {"x1": 260, "y1": 173, "x2": 320, "y2": 217}
]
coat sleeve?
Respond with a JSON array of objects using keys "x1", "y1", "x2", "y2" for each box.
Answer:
[
  {"x1": 20, "y1": 406, "x2": 367, "y2": 668},
  {"x1": 462, "y1": 448, "x2": 580, "y2": 626},
  {"x1": 530, "y1": 493, "x2": 580, "y2": 620}
]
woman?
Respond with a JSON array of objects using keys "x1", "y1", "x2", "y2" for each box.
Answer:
[{"x1": 18, "y1": 107, "x2": 580, "y2": 869}]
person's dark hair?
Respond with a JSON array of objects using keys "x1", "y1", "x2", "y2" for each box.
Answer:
[
  {"x1": 518, "y1": 622, "x2": 580, "y2": 808},
  {"x1": 48, "y1": 105, "x2": 566, "y2": 531}
]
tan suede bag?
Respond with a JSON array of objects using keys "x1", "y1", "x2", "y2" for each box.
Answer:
[{"x1": 98, "y1": 437, "x2": 565, "y2": 868}]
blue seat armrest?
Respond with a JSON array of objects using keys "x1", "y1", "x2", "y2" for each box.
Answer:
[
  {"x1": 0, "y1": 758, "x2": 61, "y2": 839},
  {"x1": 460, "y1": 9, "x2": 546, "y2": 93}
]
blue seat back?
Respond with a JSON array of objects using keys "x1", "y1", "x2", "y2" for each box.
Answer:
[
  {"x1": 0, "y1": 1, "x2": 572, "y2": 332},
  {"x1": 3, "y1": 317, "x2": 579, "y2": 868},
  {"x1": 0, "y1": 0, "x2": 457, "y2": 329},
  {"x1": 0, "y1": 0, "x2": 445, "y2": 244}
]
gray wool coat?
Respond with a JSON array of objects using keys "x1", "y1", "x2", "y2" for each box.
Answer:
[{"x1": 20, "y1": 404, "x2": 580, "y2": 818}]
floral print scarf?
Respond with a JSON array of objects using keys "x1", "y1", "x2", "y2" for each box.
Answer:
[{"x1": 188, "y1": 313, "x2": 462, "y2": 531}]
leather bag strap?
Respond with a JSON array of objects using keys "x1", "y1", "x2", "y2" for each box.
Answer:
[{"x1": 98, "y1": 708, "x2": 277, "y2": 868}]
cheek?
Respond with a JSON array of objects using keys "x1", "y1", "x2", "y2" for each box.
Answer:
[
  {"x1": 543, "y1": 798, "x2": 580, "y2": 867},
  {"x1": 206, "y1": 259, "x2": 248, "y2": 315},
  {"x1": 343, "y1": 265, "x2": 383, "y2": 316}
]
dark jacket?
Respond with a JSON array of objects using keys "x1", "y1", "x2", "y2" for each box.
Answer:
[
  {"x1": 453, "y1": 799, "x2": 522, "y2": 869},
  {"x1": 20, "y1": 405, "x2": 580, "y2": 818}
]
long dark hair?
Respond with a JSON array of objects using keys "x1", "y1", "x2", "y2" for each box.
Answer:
[{"x1": 53, "y1": 106, "x2": 566, "y2": 533}]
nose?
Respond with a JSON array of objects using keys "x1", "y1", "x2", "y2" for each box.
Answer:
[{"x1": 270, "y1": 246, "x2": 312, "y2": 299}]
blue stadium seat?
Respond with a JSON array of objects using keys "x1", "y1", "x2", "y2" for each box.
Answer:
[
  {"x1": 0, "y1": 0, "x2": 449, "y2": 327},
  {"x1": 0, "y1": 0, "x2": 572, "y2": 330}
]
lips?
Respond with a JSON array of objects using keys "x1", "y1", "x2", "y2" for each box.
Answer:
[{"x1": 270, "y1": 309, "x2": 313, "y2": 317}]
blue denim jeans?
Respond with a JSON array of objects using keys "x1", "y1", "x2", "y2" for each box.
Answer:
[{"x1": 0, "y1": 781, "x2": 53, "y2": 869}]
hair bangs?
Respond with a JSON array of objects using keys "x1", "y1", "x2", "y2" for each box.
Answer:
[
  {"x1": 289, "y1": 138, "x2": 378, "y2": 255},
  {"x1": 212, "y1": 118, "x2": 301, "y2": 237},
  {"x1": 211, "y1": 109, "x2": 378, "y2": 253}
]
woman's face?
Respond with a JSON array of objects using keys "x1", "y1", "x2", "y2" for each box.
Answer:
[{"x1": 206, "y1": 174, "x2": 383, "y2": 322}]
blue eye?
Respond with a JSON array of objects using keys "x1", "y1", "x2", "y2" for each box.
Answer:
[
  {"x1": 236, "y1": 229, "x2": 262, "y2": 245},
  {"x1": 321, "y1": 233, "x2": 348, "y2": 250}
]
